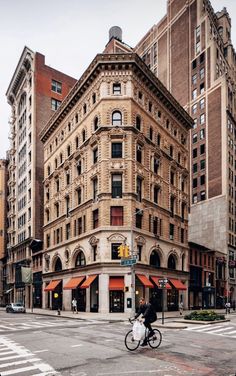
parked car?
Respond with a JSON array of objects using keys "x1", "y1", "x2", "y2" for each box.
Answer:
[{"x1": 6, "y1": 303, "x2": 26, "y2": 313}]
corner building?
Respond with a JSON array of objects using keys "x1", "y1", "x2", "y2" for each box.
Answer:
[
  {"x1": 135, "y1": 0, "x2": 236, "y2": 306},
  {"x1": 6, "y1": 47, "x2": 76, "y2": 308},
  {"x1": 40, "y1": 52, "x2": 192, "y2": 313}
]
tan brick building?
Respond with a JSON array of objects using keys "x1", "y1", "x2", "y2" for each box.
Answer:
[
  {"x1": 135, "y1": 0, "x2": 236, "y2": 307},
  {"x1": 40, "y1": 47, "x2": 192, "y2": 313},
  {"x1": 0, "y1": 159, "x2": 8, "y2": 305},
  {"x1": 6, "y1": 47, "x2": 76, "y2": 308}
]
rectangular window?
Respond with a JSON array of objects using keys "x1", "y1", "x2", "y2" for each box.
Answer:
[
  {"x1": 93, "y1": 177, "x2": 98, "y2": 200},
  {"x1": 200, "y1": 82, "x2": 205, "y2": 94},
  {"x1": 137, "y1": 177, "x2": 142, "y2": 202},
  {"x1": 77, "y1": 187, "x2": 82, "y2": 205},
  {"x1": 200, "y1": 68, "x2": 205, "y2": 80},
  {"x1": 200, "y1": 175, "x2": 205, "y2": 185},
  {"x1": 192, "y1": 193, "x2": 198, "y2": 204},
  {"x1": 51, "y1": 98, "x2": 61, "y2": 111},
  {"x1": 136, "y1": 209, "x2": 142, "y2": 229},
  {"x1": 192, "y1": 133, "x2": 198, "y2": 143},
  {"x1": 192, "y1": 89, "x2": 197, "y2": 100},
  {"x1": 93, "y1": 209, "x2": 99, "y2": 229},
  {"x1": 181, "y1": 228, "x2": 184, "y2": 243},
  {"x1": 193, "y1": 178, "x2": 198, "y2": 188},
  {"x1": 200, "y1": 98, "x2": 205, "y2": 109},
  {"x1": 192, "y1": 74, "x2": 197, "y2": 85},
  {"x1": 200, "y1": 129, "x2": 205, "y2": 139},
  {"x1": 113, "y1": 83, "x2": 121, "y2": 95},
  {"x1": 193, "y1": 163, "x2": 198, "y2": 173},
  {"x1": 111, "y1": 143, "x2": 122, "y2": 158},
  {"x1": 51, "y1": 80, "x2": 62, "y2": 94},
  {"x1": 112, "y1": 174, "x2": 122, "y2": 198},
  {"x1": 200, "y1": 190, "x2": 206, "y2": 201},
  {"x1": 169, "y1": 223, "x2": 174, "y2": 240},
  {"x1": 192, "y1": 103, "x2": 197, "y2": 114},
  {"x1": 193, "y1": 118, "x2": 197, "y2": 129},
  {"x1": 200, "y1": 159, "x2": 205, "y2": 170},
  {"x1": 110, "y1": 206, "x2": 123, "y2": 226},
  {"x1": 136, "y1": 144, "x2": 142, "y2": 163},
  {"x1": 93, "y1": 147, "x2": 98, "y2": 164},
  {"x1": 154, "y1": 186, "x2": 159, "y2": 204},
  {"x1": 200, "y1": 113, "x2": 205, "y2": 124},
  {"x1": 154, "y1": 157, "x2": 160, "y2": 174},
  {"x1": 66, "y1": 223, "x2": 70, "y2": 240},
  {"x1": 200, "y1": 144, "x2": 205, "y2": 154},
  {"x1": 78, "y1": 217, "x2": 82, "y2": 234}
]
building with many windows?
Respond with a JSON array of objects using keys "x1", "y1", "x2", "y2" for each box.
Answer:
[
  {"x1": 135, "y1": 0, "x2": 236, "y2": 306},
  {"x1": 40, "y1": 37, "x2": 192, "y2": 313},
  {"x1": 0, "y1": 159, "x2": 8, "y2": 305},
  {"x1": 6, "y1": 47, "x2": 76, "y2": 308}
]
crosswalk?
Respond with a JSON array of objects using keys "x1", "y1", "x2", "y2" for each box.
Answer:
[
  {"x1": 0, "y1": 336, "x2": 58, "y2": 375},
  {"x1": 185, "y1": 323, "x2": 236, "y2": 339},
  {"x1": 0, "y1": 318, "x2": 105, "y2": 333}
]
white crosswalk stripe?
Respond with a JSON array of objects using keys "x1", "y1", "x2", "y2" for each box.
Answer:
[
  {"x1": 0, "y1": 336, "x2": 58, "y2": 375},
  {"x1": 185, "y1": 324, "x2": 236, "y2": 338}
]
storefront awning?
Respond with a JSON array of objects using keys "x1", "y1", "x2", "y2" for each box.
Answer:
[
  {"x1": 44, "y1": 280, "x2": 61, "y2": 292},
  {"x1": 109, "y1": 277, "x2": 124, "y2": 291},
  {"x1": 63, "y1": 277, "x2": 85, "y2": 290},
  {"x1": 80, "y1": 275, "x2": 97, "y2": 289},
  {"x1": 169, "y1": 279, "x2": 187, "y2": 290},
  {"x1": 136, "y1": 274, "x2": 154, "y2": 288},
  {"x1": 151, "y1": 276, "x2": 171, "y2": 289}
]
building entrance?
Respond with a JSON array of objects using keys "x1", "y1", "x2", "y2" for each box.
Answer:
[{"x1": 109, "y1": 291, "x2": 124, "y2": 312}]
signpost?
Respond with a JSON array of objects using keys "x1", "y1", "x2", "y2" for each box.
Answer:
[
  {"x1": 120, "y1": 258, "x2": 137, "y2": 266},
  {"x1": 158, "y1": 278, "x2": 168, "y2": 325}
]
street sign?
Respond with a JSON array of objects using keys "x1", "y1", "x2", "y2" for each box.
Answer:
[
  {"x1": 158, "y1": 279, "x2": 168, "y2": 284},
  {"x1": 120, "y1": 258, "x2": 137, "y2": 266}
]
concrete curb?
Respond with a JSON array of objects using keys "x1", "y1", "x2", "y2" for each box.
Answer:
[{"x1": 176, "y1": 319, "x2": 230, "y2": 325}]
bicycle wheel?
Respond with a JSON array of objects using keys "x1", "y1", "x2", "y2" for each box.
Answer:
[
  {"x1": 124, "y1": 330, "x2": 140, "y2": 351},
  {"x1": 148, "y1": 329, "x2": 162, "y2": 349}
]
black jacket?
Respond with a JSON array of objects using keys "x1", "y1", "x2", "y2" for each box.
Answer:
[{"x1": 135, "y1": 302, "x2": 157, "y2": 323}]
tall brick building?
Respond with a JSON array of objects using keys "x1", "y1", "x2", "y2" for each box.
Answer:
[
  {"x1": 40, "y1": 34, "x2": 192, "y2": 313},
  {"x1": 0, "y1": 159, "x2": 8, "y2": 305},
  {"x1": 135, "y1": 0, "x2": 236, "y2": 306},
  {"x1": 5, "y1": 47, "x2": 76, "y2": 308}
]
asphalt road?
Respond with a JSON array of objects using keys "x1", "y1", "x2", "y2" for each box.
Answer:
[{"x1": 0, "y1": 311, "x2": 236, "y2": 376}]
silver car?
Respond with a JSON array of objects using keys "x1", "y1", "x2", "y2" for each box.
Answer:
[{"x1": 6, "y1": 303, "x2": 26, "y2": 313}]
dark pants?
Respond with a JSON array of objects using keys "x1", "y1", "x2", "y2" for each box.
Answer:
[{"x1": 143, "y1": 320, "x2": 154, "y2": 335}]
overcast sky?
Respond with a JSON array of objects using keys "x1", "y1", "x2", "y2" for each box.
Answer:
[{"x1": 0, "y1": 0, "x2": 236, "y2": 159}]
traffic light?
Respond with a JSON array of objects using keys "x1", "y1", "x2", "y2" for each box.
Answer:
[
  {"x1": 117, "y1": 244, "x2": 124, "y2": 258},
  {"x1": 123, "y1": 245, "x2": 130, "y2": 258}
]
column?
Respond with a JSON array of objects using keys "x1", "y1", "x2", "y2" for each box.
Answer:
[{"x1": 98, "y1": 274, "x2": 109, "y2": 313}]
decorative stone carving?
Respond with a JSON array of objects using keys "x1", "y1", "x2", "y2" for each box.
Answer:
[
  {"x1": 89, "y1": 236, "x2": 99, "y2": 246},
  {"x1": 107, "y1": 233, "x2": 127, "y2": 242}
]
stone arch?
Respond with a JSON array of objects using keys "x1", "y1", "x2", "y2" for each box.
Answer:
[
  {"x1": 149, "y1": 245, "x2": 163, "y2": 268},
  {"x1": 107, "y1": 233, "x2": 127, "y2": 243},
  {"x1": 51, "y1": 253, "x2": 63, "y2": 272},
  {"x1": 167, "y1": 250, "x2": 178, "y2": 270},
  {"x1": 71, "y1": 245, "x2": 87, "y2": 268}
]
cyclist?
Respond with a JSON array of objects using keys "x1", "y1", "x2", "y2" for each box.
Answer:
[{"x1": 135, "y1": 297, "x2": 157, "y2": 346}]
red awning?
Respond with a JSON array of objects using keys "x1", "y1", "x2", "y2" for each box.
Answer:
[
  {"x1": 63, "y1": 277, "x2": 85, "y2": 290},
  {"x1": 151, "y1": 276, "x2": 171, "y2": 289},
  {"x1": 169, "y1": 279, "x2": 187, "y2": 290},
  {"x1": 44, "y1": 280, "x2": 61, "y2": 292},
  {"x1": 136, "y1": 274, "x2": 154, "y2": 288},
  {"x1": 80, "y1": 275, "x2": 98, "y2": 289},
  {"x1": 109, "y1": 277, "x2": 124, "y2": 291}
]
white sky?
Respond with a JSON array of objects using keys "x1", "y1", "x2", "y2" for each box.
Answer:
[{"x1": 0, "y1": 0, "x2": 236, "y2": 159}]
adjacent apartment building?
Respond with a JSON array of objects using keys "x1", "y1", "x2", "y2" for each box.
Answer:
[
  {"x1": 0, "y1": 159, "x2": 8, "y2": 305},
  {"x1": 135, "y1": 0, "x2": 236, "y2": 306},
  {"x1": 6, "y1": 47, "x2": 76, "y2": 308},
  {"x1": 40, "y1": 36, "x2": 192, "y2": 314}
]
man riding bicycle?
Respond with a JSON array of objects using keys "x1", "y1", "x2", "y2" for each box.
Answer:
[{"x1": 135, "y1": 297, "x2": 157, "y2": 346}]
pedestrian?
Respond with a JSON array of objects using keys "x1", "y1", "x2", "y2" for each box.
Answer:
[
  {"x1": 72, "y1": 298, "x2": 78, "y2": 314},
  {"x1": 134, "y1": 297, "x2": 157, "y2": 347},
  {"x1": 225, "y1": 301, "x2": 231, "y2": 314},
  {"x1": 179, "y1": 301, "x2": 184, "y2": 316}
]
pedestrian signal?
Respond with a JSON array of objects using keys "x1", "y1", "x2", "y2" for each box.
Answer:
[{"x1": 117, "y1": 244, "x2": 124, "y2": 258}]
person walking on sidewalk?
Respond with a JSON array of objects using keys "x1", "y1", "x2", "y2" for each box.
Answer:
[
  {"x1": 179, "y1": 301, "x2": 184, "y2": 316},
  {"x1": 135, "y1": 297, "x2": 157, "y2": 347},
  {"x1": 225, "y1": 301, "x2": 231, "y2": 314},
  {"x1": 72, "y1": 298, "x2": 78, "y2": 314}
]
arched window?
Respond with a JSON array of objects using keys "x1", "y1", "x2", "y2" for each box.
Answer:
[
  {"x1": 112, "y1": 111, "x2": 122, "y2": 126},
  {"x1": 150, "y1": 250, "x2": 161, "y2": 267},
  {"x1": 75, "y1": 251, "x2": 86, "y2": 267},
  {"x1": 136, "y1": 116, "x2": 141, "y2": 130},
  {"x1": 94, "y1": 116, "x2": 99, "y2": 131},
  {"x1": 54, "y1": 257, "x2": 62, "y2": 272},
  {"x1": 168, "y1": 254, "x2": 176, "y2": 269}
]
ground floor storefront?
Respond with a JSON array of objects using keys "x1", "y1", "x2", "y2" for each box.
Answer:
[{"x1": 43, "y1": 266, "x2": 188, "y2": 313}]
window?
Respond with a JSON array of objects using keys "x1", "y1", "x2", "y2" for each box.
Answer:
[
  {"x1": 111, "y1": 143, "x2": 122, "y2": 158},
  {"x1": 200, "y1": 190, "x2": 206, "y2": 201},
  {"x1": 192, "y1": 74, "x2": 197, "y2": 85},
  {"x1": 200, "y1": 175, "x2": 205, "y2": 185},
  {"x1": 112, "y1": 111, "x2": 122, "y2": 126},
  {"x1": 66, "y1": 172, "x2": 70, "y2": 185},
  {"x1": 75, "y1": 251, "x2": 86, "y2": 266},
  {"x1": 193, "y1": 163, "x2": 198, "y2": 173},
  {"x1": 196, "y1": 41, "x2": 201, "y2": 54},
  {"x1": 200, "y1": 159, "x2": 205, "y2": 170},
  {"x1": 111, "y1": 243, "x2": 122, "y2": 260},
  {"x1": 138, "y1": 91, "x2": 143, "y2": 100},
  {"x1": 93, "y1": 147, "x2": 98, "y2": 164},
  {"x1": 60, "y1": 153, "x2": 63, "y2": 164},
  {"x1": 136, "y1": 116, "x2": 141, "y2": 130},
  {"x1": 154, "y1": 186, "x2": 159, "y2": 204},
  {"x1": 67, "y1": 145, "x2": 71, "y2": 157},
  {"x1": 170, "y1": 145, "x2": 173, "y2": 157},
  {"x1": 51, "y1": 98, "x2": 61, "y2": 111},
  {"x1": 192, "y1": 89, "x2": 197, "y2": 100},
  {"x1": 92, "y1": 245, "x2": 97, "y2": 261},
  {"x1": 169, "y1": 224, "x2": 174, "y2": 240},
  {"x1": 51, "y1": 80, "x2": 62, "y2": 94},
  {"x1": 94, "y1": 117, "x2": 99, "y2": 131},
  {"x1": 149, "y1": 126, "x2": 153, "y2": 140},
  {"x1": 200, "y1": 82, "x2": 204, "y2": 94},
  {"x1": 148, "y1": 101, "x2": 152, "y2": 112},
  {"x1": 170, "y1": 170, "x2": 175, "y2": 185},
  {"x1": 77, "y1": 159, "x2": 82, "y2": 175},
  {"x1": 83, "y1": 104, "x2": 87, "y2": 114},
  {"x1": 92, "y1": 93, "x2": 96, "y2": 104},
  {"x1": 192, "y1": 103, "x2": 197, "y2": 114},
  {"x1": 78, "y1": 217, "x2": 82, "y2": 235},
  {"x1": 55, "y1": 202, "x2": 59, "y2": 217},
  {"x1": 192, "y1": 59, "x2": 197, "y2": 69},
  {"x1": 192, "y1": 133, "x2": 197, "y2": 143},
  {"x1": 200, "y1": 129, "x2": 205, "y2": 139},
  {"x1": 110, "y1": 206, "x2": 123, "y2": 225},
  {"x1": 193, "y1": 118, "x2": 197, "y2": 129},
  {"x1": 181, "y1": 228, "x2": 184, "y2": 243},
  {"x1": 199, "y1": 52, "x2": 205, "y2": 63},
  {"x1": 200, "y1": 113, "x2": 205, "y2": 124},
  {"x1": 56, "y1": 179, "x2": 60, "y2": 192},
  {"x1": 65, "y1": 196, "x2": 70, "y2": 217},
  {"x1": 66, "y1": 223, "x2": 70, "y2": 240},
  {"x1": 170, "y1": 196, "x2": 175, "y2": 217},
  {"x1": 196, "y1": 25, "x2": 200, "y2": 38},
  {"x1": 193, "y1": 177, "x2": 198, "y2": 188},
  {"x1": 136, "y1": 177, "x2": 142, "y2": 202},
  {"x1": 112, "y1": 174, "x2": 122, "y2": 198},
  {"x1": 93, "y1": 209, "x2": 99, "y2": 229},
  {"x1": 154, "y1": 157, "x2": 160, "y2": 174},
  {"x1": 82, "y1": 129, "x2": 86, "y2": 142},
  {"x1": 192, "y1": 193, "x2": 198, "y2": 203},
  {"x1": 113, "y1": 83, "x2": 121, "y2": 95},
  {"x1": 200, "y1": 67, "x2": 205, "y2": 79},
  {"x1": 136, "y1": 144, "x2": 142, "y2": 163},
  {"x1": 157, "y1": 134, "x2": 161, "y2": 146},
  {"x1": 93, "y1": 177, "x2": 98, "y2": 200},
  {"x1": 200, "y1": 144, "x2": 205, "y2": 154},
  {"x1": 75, "y1": 136, "x2": 79, "y2": 148},
  {"x1": 200, "y1": 98, "x2": 205, "y2": 109},
  {"x1": 193, "y1": 148, "x2": 197, "y2": 158},
  {"x1": 77, "y1": 187, "x2": 82, "y2": 205},
  {"x1": 136, "y1": 209, "x2": 143, "y2": 228}
]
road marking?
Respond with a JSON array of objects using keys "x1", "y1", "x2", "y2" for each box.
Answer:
[
  {"x1": 34, "y1": 349, "x2": 49, "y2": 353},
  {"x1": 0, "y1": 358, "x2": 41, "y2": 369},
  {"x1": 187, "y1": 325, "x2": 223, "y2": 332},
  {"x1": 71, "y1": 344, "x2": 83, "y2": 347},
  {"x1": 210, "y1": 326, "x2": 234, "y2": 333},
  {"x1": 1, "y1": 364, "x2": 41, "y2": 375},
  {"x1": 225, "y1": 330, "x2": 236, "y2": 335}
]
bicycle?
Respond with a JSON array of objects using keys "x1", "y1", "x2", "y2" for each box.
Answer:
[{"x1": 124, "y1": 318, "x2": 162, "y2": 351}]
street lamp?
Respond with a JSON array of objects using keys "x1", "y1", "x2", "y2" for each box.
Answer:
[{"x1": 130, "y1": 207, "x2": 153, "y2": 316}]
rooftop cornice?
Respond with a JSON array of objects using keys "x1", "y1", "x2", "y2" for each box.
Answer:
[{"x1": 40, "y1": 53, "x2": 193, "y2": 143}]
